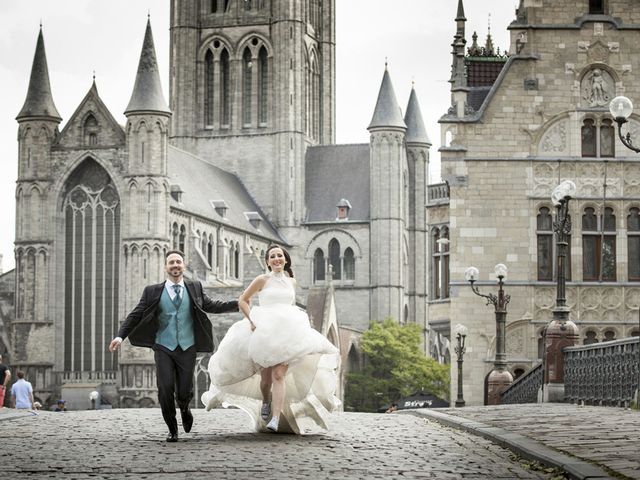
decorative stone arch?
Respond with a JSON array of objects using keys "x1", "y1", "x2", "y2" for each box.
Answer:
[
  {"x1": 535, "y1": 113, "x2": 571, "y2": 157},
  {"x1": 198, "y1": 34, "x2": 234, "y2": 60},
  {"x1": 578, "y1": 62, "x2": 618, "y2": 109},
  {"x1": 304, "y1": 229, "x2": 363, "y2": 258},
  {"x1": 236, "y1": 32, "x2": 273, "y2": 59}
]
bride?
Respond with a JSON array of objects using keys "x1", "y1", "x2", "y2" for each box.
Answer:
[{"x1": 201, "y1": 244, "x2": 340, "y2": 433}]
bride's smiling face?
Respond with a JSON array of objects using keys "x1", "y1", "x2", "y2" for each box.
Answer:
[{"x1": 267, "y1": 247, "x2": 286, "y2": 272}]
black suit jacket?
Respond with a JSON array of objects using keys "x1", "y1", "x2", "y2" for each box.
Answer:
[{"x1": 117, "y1": 279, "x2": 238, "y2": 353}]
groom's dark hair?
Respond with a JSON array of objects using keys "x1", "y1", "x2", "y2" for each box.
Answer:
[{"x1": 165, "y1": 250, "x2": 185, "y2": 262}]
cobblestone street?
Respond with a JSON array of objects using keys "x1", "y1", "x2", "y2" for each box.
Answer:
[{"x1": 2, "y1": 408, "x2": 564, "y2": 479}]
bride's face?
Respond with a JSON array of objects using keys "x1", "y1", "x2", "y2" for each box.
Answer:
[{"x1": 267, "y1": 248, "x2": 286, "y2": 272}]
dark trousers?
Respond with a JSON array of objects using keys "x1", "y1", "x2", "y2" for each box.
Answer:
[{"x1": 153, "y1": 344, "x2": 196, "y2": 434}]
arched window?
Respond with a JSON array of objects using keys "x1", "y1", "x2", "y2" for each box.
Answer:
[
  {"x1": 83, "y1": 114, "x2": 99, "y2": 146},
  {"x1": 344, "y1": 247, "x2": 355, "y2": 280},
  {"x1": 207, "y1": 234, "x2": 214, "y2": 268},
  {"x1": 581, "y1": 118, "x2": 614, "y2": 157},
  {"x1": 537, "y1": 207, "x2": 553, "y2": 281},
  {"x1": 211, "y1": 0, "x2": 218, "y2": 13},
  {"x1": 431, "y1": 228, "x2": 441, "y2": 299},
  {"x1": 234, "y1": 242, "x2": 240, "y2": 279},
  {"x1": 603, "y1": 329, "x2": 616, "y2": 341},
  {"x1": 513, "y1": 368, "x2": 525, "y2": 380},
  {"x1": 179, "y1": 224, "x2": 186, "y2": 253},
  {"x1": 584, "y1": 330, "x2": 599, "y2": 345},
  {"x1": 628, "y1": 207, "x2": 640, "y2": 281},
  {"x1": 314, "y1": 248, "x2": 325, "y2": 282},
  {"x1": 242, "y1": 48, "x2": 252, "y2": 126},
  {"x1": 329, "y1": 238, "x2": 341, "y2": 280},
  {"x1": 220, "y1": 49, "x2": 230, "y2": 126},
  {"x1": 582, "y1": 207, "x2": 616, "y2": 281},
  {"x1": 205, "y1": 50, "x2": 215, "y2": 126},
  {"x1": 172, "y1": 222, "x2": 179, "y2": 249},
  {"x1": 537, "y1": 330, "x2": 545, "y2": 359},
  {"x1": 258, "y1": 47, "x2": 268, "y2": 125}
]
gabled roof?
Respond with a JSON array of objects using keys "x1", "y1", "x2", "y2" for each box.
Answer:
[
  {"x1": 168, "y1": 146, "x2": 283, "y2": 242},
  {"x1": 125, "y1": 19, "x2": 170, "y2": 116},
  {"x1": 368, "y1": 68, "x2": 406, "y2": 131},
  {"x1": 305, "y1": 144, "x2": 370, "y2": 223},
  {"x1": 57, "y1": 81, "x2": 126, "y2": 147},
  {"x1": 16, "y1": 27, "x2": 61, "y2": 122}
]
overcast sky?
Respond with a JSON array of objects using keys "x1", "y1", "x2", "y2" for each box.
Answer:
[{"x1": 0, "y1": 0, "x2": 516, "y2": 271}]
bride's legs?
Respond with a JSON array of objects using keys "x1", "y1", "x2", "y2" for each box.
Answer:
[
  {"x1": 260, "y1": 367, "x2": 272, "y2": 402},
  {"x1": 270, "y1": 363, "x2": 289, "y2": 421}
]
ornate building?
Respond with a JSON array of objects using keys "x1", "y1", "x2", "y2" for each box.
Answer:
[
  {"x1": 8, "y1": 0, "x2": 431, "y2": 408},
  {"x1": 430, "y1": 0, "x2": 640, "y2": 405}
]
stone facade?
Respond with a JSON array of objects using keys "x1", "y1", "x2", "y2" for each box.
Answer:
[{"x1": 431, "y1": 0, "x2": 640, "y2": 405}]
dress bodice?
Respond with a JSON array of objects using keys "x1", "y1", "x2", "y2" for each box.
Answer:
[{"x1": 258, "y1": 272, "x2": 295, "y2": 306}]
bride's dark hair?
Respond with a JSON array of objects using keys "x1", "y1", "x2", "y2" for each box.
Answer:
[{"x1": 265, "y1": 244, "x2": 294, "y2": 278}]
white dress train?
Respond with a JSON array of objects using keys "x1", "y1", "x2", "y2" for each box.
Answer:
[{"x1": 201, "y1": 272, "x2": 341, "y2": 434}]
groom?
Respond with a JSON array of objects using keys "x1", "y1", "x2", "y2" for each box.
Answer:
[{"x1": 109, "y1": 250, "x2": 238, "y2": 442}]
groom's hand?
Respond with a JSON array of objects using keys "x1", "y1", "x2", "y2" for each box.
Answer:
[{"x1": 108, "y1": 337, "x2": 123, "y2": 352}]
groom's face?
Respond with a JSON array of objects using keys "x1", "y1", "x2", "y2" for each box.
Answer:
[{"x1": 165, "y1": 253, "x2": 186, "y2": 281}]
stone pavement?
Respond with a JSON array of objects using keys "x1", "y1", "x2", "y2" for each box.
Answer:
[
  {"x1": 407, "y1": 404, "x2": 639, "y2": 480},
  {"x1": 1, "y1": 407, "x2": 567, "y2": 479}
]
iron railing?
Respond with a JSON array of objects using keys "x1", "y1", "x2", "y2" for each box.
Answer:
[
  {"x1": 564, "y1": 337, "x2": 639, "y2": 406},
  {"x1": 500, "y1": 362, "x2": 542, "y2": 404}
]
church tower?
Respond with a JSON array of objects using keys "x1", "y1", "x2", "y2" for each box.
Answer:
[
  {"x1": 367, "y1": 67, "x2": 407, "y2": 322},
  {"x1": 168, "y1": 0, "x2": 335, "y2": 228},
  {"x1": 14, "y1": 27, "x2": 61, "y2": 368}
]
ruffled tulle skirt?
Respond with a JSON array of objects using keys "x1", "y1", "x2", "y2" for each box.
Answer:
[{"x1": 201, "y1": 304, "x2": 341, "y2": 434}]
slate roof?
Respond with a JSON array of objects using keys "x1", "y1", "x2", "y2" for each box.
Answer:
[
  {"x1": 368, "y1": 69, "x2": 406, "y2": 130},
  {"x1": 16, "y1": 28, "x2": 61, "y2": 121},
  {"x1": 304, "y1": 144, "x2": 370, "y2": 223},
  {"x1": 404, "y1": 87, "x2": 431, "y2": 145},
  {"x1": 168, "y1": 146, "x2": 283, "y2": 242}
]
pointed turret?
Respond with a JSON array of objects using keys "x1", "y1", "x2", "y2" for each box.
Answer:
[
  {"x1": 125, "y1": 19, "x2": 171, "y2": 116},
  {"x1": 368, "y1": 66, "x2": 406, "y2": 131},
  {"x1": 404, "y1": 87, "x2": 430, "y2": 146},
  {"x1": 16, "y1": 27, "x2": 61, "y2": 122}
]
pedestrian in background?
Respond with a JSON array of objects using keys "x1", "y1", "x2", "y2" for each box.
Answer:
[
  {"x1": 10, "y1": 371, "x2": 33, "y2": 410},
  {"x1": 0, "y1": 355, "x2": 11, "y2": 408}
]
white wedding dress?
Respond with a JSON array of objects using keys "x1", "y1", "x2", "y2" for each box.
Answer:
[{"x1": 201, "y1": 272, "x2": 341, "y2": 434}]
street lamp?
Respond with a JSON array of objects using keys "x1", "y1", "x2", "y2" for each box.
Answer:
[
  {"x1": 550, "y1": 180, "x2": 576, "y2": 325},
  {"x1": 464, "y1": 264, "x2": 513, "y2": 404},
  {"x1": 609, "y1": 96, "x2": 640, "y2": 153},
  {"x1": 453, "y1": 323, "x2": 468, "y2": 407}
]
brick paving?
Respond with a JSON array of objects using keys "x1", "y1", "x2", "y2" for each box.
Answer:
[
  {"x1": 412, "y1": 404, "x2": 639, "y2": 480},
  {"x1": 0, "y1": 407, "x2": 564, "y2": 479}
]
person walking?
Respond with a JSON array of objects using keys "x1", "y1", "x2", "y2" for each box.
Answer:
[
  {"x1": 108, "y1": 250, "x2": 238, "y2": 442},
  {"x1": 10, "y1": 371, "x2": 33, "y2": 410}
]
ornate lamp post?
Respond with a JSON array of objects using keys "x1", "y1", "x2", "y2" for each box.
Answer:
[
  {"x1": 453, "y1": 323, "x2": 468, "y2": 407},
  {"x1": 464, "y1": 264, "x2": 513, "y2": 405},
  {"x1": 543, "y1": 180, "x2": 580, "y2": 402},
  {"x1": 609, "y1": 96, "x2": 640, "y2": 152}
]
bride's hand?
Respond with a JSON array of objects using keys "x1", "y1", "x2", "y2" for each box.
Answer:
[{"x1": 248, "y1": 319, "x2": 256, "y2": 331}]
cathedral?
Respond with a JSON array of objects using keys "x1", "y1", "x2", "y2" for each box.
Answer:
[{"x1": 5, "y1": 0, "x2": 430, "y2": 408}]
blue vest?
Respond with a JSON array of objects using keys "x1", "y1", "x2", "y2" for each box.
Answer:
[{"x1": 155, "y1": 287, "x2": 195, "y2": 351}]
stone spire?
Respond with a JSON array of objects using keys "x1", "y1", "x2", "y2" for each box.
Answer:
[
  {"x1": 125, "y1": 18, "x2": 171, "y2": 116},
  {"x1": 404, "y1": 86, "x2": 430, "y2": 145},
  {"x1": 16, "y1": 26, "x2": 61, "y2": 122},
  {"x1": 368, "y1": 65, "x2": 406, "y2": 131}
]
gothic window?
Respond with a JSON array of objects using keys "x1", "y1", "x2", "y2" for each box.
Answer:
[
  {"x1": 207, "y1": 234, "x2": 214, "y2": 268},
  {"x1": 581, "y1": 118, "x2": 614, "y2": 157},
  {"x1": 205, "y1": 50, "x2": 215, "y2": 126},
  {"x1": 83, "y1": 114, "x2": 99, "y2": 146},
  {"x1": 431, "y1": 227, "x2": 450, "y2": 300},
  {"x1": 211, "y1": 0, "x2": 218, "y2": 13},
  {"x1": 589, "y1": 0, "x2": 605, "y2": 14},
  {"x1": 179, "y1": 224, "x2": 186, "y2": 253},
  {"x1": 537, "y1": 207, "x2": 553, "y2": 281},
  {"x1": 234, "y1": 242, "x2": 240, "y2": 278},
  {"x1": 220, "y1": 49, "x2": 230, "y2": 126},
  {"x1": 329, "y1": 238, "x2": 341, "y2": 280},
  {"x1": 242, "y1": 48, "x2": 252, "y2": 126},
  {"x1": 223, "y1": 0, "x2": 230, "y2": 11},
  {"x1": 63, "y1": 159, "x2": 120, "y2": 372},
  {"x1": 314, "y1": 248, "x2": 325, "y2": 282},
  {"x1": 603, "y1": 329, "x2": 616, "y2": 341},
  {"x1": 628, "y1": 207, "x2": 640, "y2": 281},
  {"x1": 258, "y1": 47, "x2": 269, "y2": 125},
  {"x1": 171, "y1": 222, "x2": 179, "y2": 249},
  {"x1": 344, "y1": 247, "x2": 355, "y2": 281},
  {"x1": 311, "y1": 53, "x2": 320, "y2": 140},
  {"x1": 582, "y1": 206, "x2": 616, "y2": 281},
  {"x1": 584, "y1": 330, "x2": 599, "y2": 345}
]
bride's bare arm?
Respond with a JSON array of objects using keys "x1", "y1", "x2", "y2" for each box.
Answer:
[{"x1": 239, "y1": 274, "x2": 268, "y2": 328}]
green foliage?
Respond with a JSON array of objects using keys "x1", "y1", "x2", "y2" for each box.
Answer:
[{"x1": 344, "y1": 319, "x2": 450, "y2": 412}]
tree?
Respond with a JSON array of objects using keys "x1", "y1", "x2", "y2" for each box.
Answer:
[{"x1": 345, "y1": 319, "x2": 450, "y2": 412}]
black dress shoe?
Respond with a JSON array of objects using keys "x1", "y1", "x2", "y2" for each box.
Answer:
[
  {"x1": 181, "y1": 407, "x2": 193, "y2": 433},
  {"x1": 166, "y1": 432, "x2": 178, "y2": 442}
]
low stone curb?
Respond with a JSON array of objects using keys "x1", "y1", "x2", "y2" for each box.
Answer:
[{"x1": 402, "y1": 409, "x2": 615, "y2": 480}]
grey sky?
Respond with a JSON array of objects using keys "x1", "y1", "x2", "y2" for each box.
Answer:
[{"x1": 0, "y1": 0, "x2": 516, "y2": 271}]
